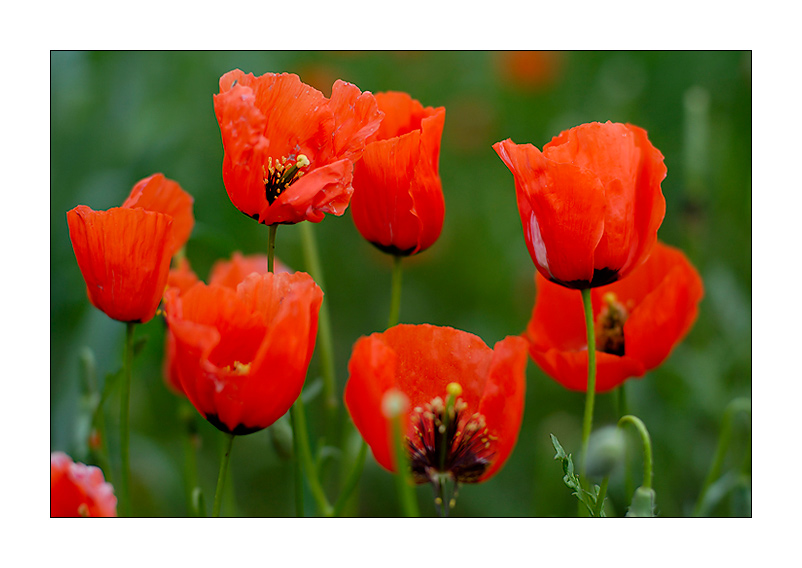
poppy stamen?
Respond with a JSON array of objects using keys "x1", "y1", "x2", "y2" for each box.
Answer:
[
  {"x1": 595, "y1": 292, "x2": 630, "y2": 356},
  {"x1": 224, "y1": 360, "x2": 252, "y2": 375},
  {"x1": 262, "y1": 154, "x2": 310, "y2": 205},
  {"x1": 407, "y1": 386, "x2": 495, "y2": 491}
]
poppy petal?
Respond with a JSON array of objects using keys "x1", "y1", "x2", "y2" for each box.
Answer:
[
  {"x1": 67, "y1": 205, "x2": 173, "y2": 323},
  {"x1": 476, "y1": 336, "x2": 528, "y2": 480},
  {"x1": 494, "y1": 138, "x2": 606, "y2": 284}
]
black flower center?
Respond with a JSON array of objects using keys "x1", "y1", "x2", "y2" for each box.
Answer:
[
  {"x1": 263, "y1": 154, "x2": 310, "y2": 205},
  {"x1": 595, "y1": 292, "x2": 630, "y2": 356},
  {"x1": 406, "y1": 394, "x2": 496, "y2": 487}
]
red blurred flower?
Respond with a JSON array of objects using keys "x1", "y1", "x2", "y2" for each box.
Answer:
[
  {"x1": 166, "y1": 256, "x2": 200, "y2": 295},
  {"x1": 67, "y1": 174, "x2": 194, "y2": 323},
  {"x1": 524, "y1": 241, "x2": 704, "y2": 392},
  {"x1": 494, "y1": 121, "x2": 666, "y2": 289},
  {"x1": 214, "y1": 69, "x2": 383, "y2": 226},
  {"x1": 345, "y1": 324, "x2": 528, "y2": 485},
  {"x1": 350, "y1": 92, "x2": 446, "y2": 255},
  {"x1": 163, "y1": 271, "x2": 323, "y2": 435},
  {"x1": 51, "y1": 452, "x2": 117, "y2": 517},
  {"x1": 496, "y1": 51, "x2": 562, "y2": 91},
  {"x1": 208, "y1": 251, "x2": 289, "y2": 288}
]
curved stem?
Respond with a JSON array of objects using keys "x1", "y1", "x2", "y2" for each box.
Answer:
[
  {"x1": 267, "y1": 224, "x2": 278, "y2": 273},
  {"x1": 300, "y1": 222, "x2": 338, "y2": 424},
  {"x1": 618, "y1": 414, "x2": 654, "y2": 490},
  {"x1": 118, "y1": 322, "x2": 135, "y2": 516},
  {"x1": 387, "y1": 255, "x2": 403, "y2": 328},
  {"x1": 579, "y1": 288, "x2": 597, "y2": 477},
  {"x1": 212, "y1": 433, "x2": 236, "y2": 517},
  {"x1": 290, "y1": 398, "x2": 333, "y2": 516},
  {"x1": 330, "y1": 439, "x2": 369, "y2": 517},
  {"x1": 693, "y1": 397, "x2": 751, "y2": 515}
]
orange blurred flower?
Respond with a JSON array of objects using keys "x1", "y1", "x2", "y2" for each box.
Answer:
[
  {"x1": 67, "y1": 174, "x2": 194, "y2": 323},
  {"x1": 351, "y1": 92, "x2": 446, "y2": 256},
  {"x1": 524, "y1": 242, "x2": 704, "y2": 392},
  {"x1": 163, "y1": 271, "x2": 323, "y2": 435},
  {"x1": 214, "y1": 69, "x2": 383, "y2": 226},
  {"x1": 345, "y1": 324, "x2": 528, "y2": 485},
  {"x1": 51, "y1": 452, "x2": 117, "y2": 517},
  {"x1": 494, "y1": 121, "x2": 666, "y2": 289}
]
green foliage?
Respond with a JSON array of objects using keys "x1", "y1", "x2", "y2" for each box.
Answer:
[{"x1": 550, "y1": 434, "x2": 606, "y2": 517}]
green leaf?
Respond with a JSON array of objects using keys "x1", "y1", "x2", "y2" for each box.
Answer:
[{"x1": 550, "y1": 433, "x2": 605, "y2": 516}]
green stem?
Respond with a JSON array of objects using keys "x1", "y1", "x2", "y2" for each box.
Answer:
[
  {"x1": 118, "y1": 322, "x2": 135, "y2": 516},
  {"x1": 389, "y1": 408, "x2": 419, "y2": 517},
  {"x1": 267, "y1": 224, "x2": 278, "y2": 273},
  {"x1": 331, "y1": 440, "x2": 369, "y2": 517},
  {"x1": 387, "y1": 255, "x2": 403, "y2": 328},
  {"x1": 593, "y1": 476, "x2": 610, "y2": 517},
  {"x1": 693, "y1": 397, "x2": 751, "y2": 516},
  {"x1": 300, "y1": 222, "x2": 338, "y2": 425},
  {"x1": 579, "y1": 288, "x2": 597, "y2": 477},
  {"x1": 618, "y1": 414, "x2": 654, "y2": 490},
  {"x1": 179, "y1": 401, "x2": 201, "y2": 515},
  {"x1": 290, "y1": 405, "x2": 305, "y2": 517},
  {"x1": 212, "y1": 433, "x2": 236, "y2": 517},
  {"x1": 614, "y1": 382, "x2": 629, "y2": 418},
  {"x1": 290, "y1": 398, "x2": 333, "y2": 516}
]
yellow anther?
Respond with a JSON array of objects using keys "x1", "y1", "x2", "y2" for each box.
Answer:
[
  {"x1": 602, "y1": 292, "x2": 618, "y2": 305},
  {"x1": 296, "y1": 154, "x2": 310, "y2": 168},
  {"x1": 228, "y1": 361, "x2": 252, "y2": 375},
  {"x1": 446, "y1": 382, "x2": 463, "y2": 397}
]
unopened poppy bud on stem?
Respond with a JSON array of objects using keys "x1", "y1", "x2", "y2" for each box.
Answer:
[
  {"x1": 382, "y1": 389, "x2": 409, "y2": 419},
  {"x1": 583, "y1": 426, "x2": 627, "y2": 480}
]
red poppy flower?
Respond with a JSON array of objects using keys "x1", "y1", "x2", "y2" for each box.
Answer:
[
  {"x1": 344, "y1": 324, "x2": 528, "y2": 486},
  {"x1": 493, "y1": 121, "x2": 666, "y2": 289},
  {"x1": 121, "y1": 173, "x2": 195, "y2": 257},
  {"x1": 67, "y1": 174, "x2": 194, "y2": 323},
  {"x1": 51, "y1": 452, "x2": 117, "y2": 517},
  {"x1": 214, "y1": 69, "x2": 383, "y2": 226},
  {"x1": 163, "y1": 271, "x2": 323, "y2": 435},
  {"x1": 350, "y1": 92, "x2": 446, "y2": 256},
  {"x1": 524, "y1": 241, "x2": 704, "y2": 392},
  {"x1": 162, "y1": 253, "x2": 291, "y2": 396}
]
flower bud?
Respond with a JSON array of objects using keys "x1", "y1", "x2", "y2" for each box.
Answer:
[
  {"x1": 626, "y1": 486, "x2": 656, "y2": 517},
  {"x1": 583, "y1": 425, "x2": 627, "y2": 480},
  {"x1": 269, "y1": 414, "x2": 294, "y2": 460}
]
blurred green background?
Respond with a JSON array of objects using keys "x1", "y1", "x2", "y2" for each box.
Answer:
[{"x1": 50, "y1": 51, "x2": 751, "y2": 517}]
